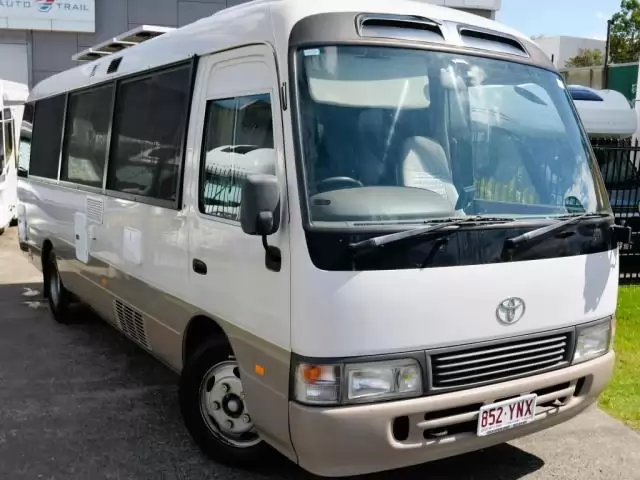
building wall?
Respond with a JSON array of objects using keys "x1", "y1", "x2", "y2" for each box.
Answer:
[
  {"x1": 27, "y1": 0, "x2": 244, "y2": 86},
  {"x1": 533, "y1": 35, "x2": 606, "y2": 69},
  {"x1": 0, "y1": 31, "x2": 28, "y2": 85},
  {"x1": 0, "y1": 0, "x2": 500, "y2": 88}
]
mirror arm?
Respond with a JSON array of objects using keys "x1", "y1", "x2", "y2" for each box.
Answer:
[
  {"x1": 258, "y1": 211, "x2": 281, "y2": 272},
  {"x1": 261, "y1": 235, "x2": 282, "y2": 272}
]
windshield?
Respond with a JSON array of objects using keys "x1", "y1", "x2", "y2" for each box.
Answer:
[{"x1": 295, "y1": 45, "x2": 610, "y2": 225}]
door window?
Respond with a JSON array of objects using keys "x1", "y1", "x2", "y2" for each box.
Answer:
[{"x1": 199, "y1": 93, "x2": 275, "y2": 221}]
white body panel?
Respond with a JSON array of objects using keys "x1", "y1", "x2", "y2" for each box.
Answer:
[{"x1": 290, "y1": 247, "x2": 619, "y2": 357}]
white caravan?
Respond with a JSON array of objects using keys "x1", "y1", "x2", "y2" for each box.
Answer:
[
  {"x1": 17, "y1": 0, "x2": 627, "y2": 477},
  {"x1": 0, "y1": 79, "x2": 28, "y2": 234},
  {"x1": 567, "y1": 85, "x2": 637, "y2": 139}
]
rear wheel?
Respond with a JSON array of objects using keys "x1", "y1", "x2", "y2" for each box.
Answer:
[
  {"x1": 180, "y1": 340, "x2": 272, "y2": 469},
  {"x1": 46, "y1": 252, "x2": 72, "y2": 324}
]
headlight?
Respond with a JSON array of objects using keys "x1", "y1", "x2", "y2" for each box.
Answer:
[
  {"x1": 294, "y1": 359, "x2": 423, "y2": 405},
  {"x1": 573, "y1": 318, "x2": 613, "y2": 364},
  {"x1": 346, "y1": 360, "x2": 422, "y2": 402}
]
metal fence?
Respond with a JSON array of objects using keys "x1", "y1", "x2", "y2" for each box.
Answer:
[
  {"x1": 591, "y1": 137, "x2": 640, "y2": 282},
  {"x1": 201, "y1": 164, "x2": 244, "y2": 221}
]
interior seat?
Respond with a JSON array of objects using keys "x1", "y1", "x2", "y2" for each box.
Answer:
[{"x1": 400, "y1": 136, "x2": 459, "y2": 208}]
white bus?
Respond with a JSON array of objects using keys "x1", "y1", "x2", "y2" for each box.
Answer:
[
  {"x1": 17, "y1": 0, "x2": 629, "y2": 477},
  {"x1": 0, "y1": 79, "x2": 28, "y2": 234}
]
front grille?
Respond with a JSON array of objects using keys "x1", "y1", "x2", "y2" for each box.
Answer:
[{"x1": 429, "y1": 332, "x2": 573, "y2": 391}]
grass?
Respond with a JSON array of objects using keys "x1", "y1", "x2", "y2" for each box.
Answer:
[{"x1": 598, "y1": 286, "x2": 640, "y2": 430}]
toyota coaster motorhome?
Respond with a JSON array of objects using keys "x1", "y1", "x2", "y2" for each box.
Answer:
[{"x1": 16, "y1": 0, "x2": 629, "y2": 476}]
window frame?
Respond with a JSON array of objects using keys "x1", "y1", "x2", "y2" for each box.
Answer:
[
  {"x1": 27, "y1": 56, "x2": 199, "y2": 211},
  {"x1": 106, "y1": 61, "x2": 197, "y2": 208},
  {"x1": 27, "y1": 94, "x2": 67, "y2": 181},
  {"x1": 197, "y1": 91, "x2": 276, "y2": 224},
  {"x1": 59, "y1": 83, "x2": 115, "y2": 189}
]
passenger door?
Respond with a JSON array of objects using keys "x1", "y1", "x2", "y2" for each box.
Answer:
[{"x1": 186, "y1": 46, "x2": 290, "y2": 358}]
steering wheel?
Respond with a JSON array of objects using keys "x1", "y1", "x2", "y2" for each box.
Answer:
[{"x1": 316, "y1": 176, "x2": 364, "y2": 193}]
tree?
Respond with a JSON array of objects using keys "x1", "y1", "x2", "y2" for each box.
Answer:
[
  {"x1": 565, "y1": 48, "x2": 603, "y2": 67},
  {"x1": 609, "y1": 0, "x2": 640, "y2": 64}
]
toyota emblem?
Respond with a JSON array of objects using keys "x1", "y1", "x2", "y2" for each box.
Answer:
[{"x1": 496, "y1": 297, "x2": 526, "y2": 325}]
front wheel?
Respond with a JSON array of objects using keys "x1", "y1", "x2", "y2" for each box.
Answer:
[{"x1": 179, "y1": 340, "x2": 272, "y2": 469}]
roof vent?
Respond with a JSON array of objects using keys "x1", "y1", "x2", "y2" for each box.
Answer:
[
  {"x1": 357, "y1": 13, "x2": 445, "y2": 43},
  {"x1": 72, "y1": 25, "x2": 175, "y2": 62},
  {"x1": 458, "y1": 26, "x2": 528, "y2": 57},
  {"x1": 107, "y1": 57, "x2": 123, "y2": 74}
]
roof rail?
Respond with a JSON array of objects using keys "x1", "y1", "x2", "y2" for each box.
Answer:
[{"x1": 72, "y1": 25, "x2": 176, "y2": 62}]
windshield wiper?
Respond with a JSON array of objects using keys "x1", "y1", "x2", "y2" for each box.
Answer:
[
  {"x1": 503, "y1": 213, "x2": 610, "y2": 251},
  {"x1": 349, "y1": 216, "x2": 513, "y2": 253}
]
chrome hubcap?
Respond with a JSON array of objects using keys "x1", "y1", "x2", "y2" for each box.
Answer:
[{"x1": 199, "y1": 361, "x2": 260, "y2": 448}]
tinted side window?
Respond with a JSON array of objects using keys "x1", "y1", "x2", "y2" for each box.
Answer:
[
  {"x1": 61, "y1": 86, "x2": 113, "y2": 187},
  {"x1": 18, "y1": 103, "x2": 34, "y2": 172},
  {"x1": 107, "y1": 65, "x2": 191, "y2": 203},
  {"x1": 200, "y1": 93, "x2": 275, "y2": 221},
  {"x1": 30, "y1": 95, "x2": 66, "y2": 179}
]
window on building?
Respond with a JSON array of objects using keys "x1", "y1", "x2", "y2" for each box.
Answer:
[
  {"x1": 18, "y1": 103, "x2": 34, "y2": 173},
  {"x1": 61, "y1": 85, "x2": 113, "y2": 187},
  {"x1": 107, "y1": 64, "x2": 192, "y2": 203},
  {"x1": 199, "y1": 93, "x2": 275, "y2": 221},
  {"x1": 30, "y1": 95, "x2": 66, "y2": 179}
]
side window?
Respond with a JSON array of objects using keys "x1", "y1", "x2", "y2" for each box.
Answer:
[
  {"x1": 18, "y1": 103, "x2": 34, "y2": 172},
  {"x1": 30, "y1": 95, "x2": 66, "y2": 179},
  {"x1": 107, "y1": 65, "x2": 192, "y2": 203},
  {"x1": 60, "y1": 85, "x2": 113, "y2": 188},
  {"x1": 199, "y1": 93, "x2": 275, "y2": 221}
]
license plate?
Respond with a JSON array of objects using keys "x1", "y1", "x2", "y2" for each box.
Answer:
[{"x1": 476, "y1": 394, "x2": 537, "y2": 437}]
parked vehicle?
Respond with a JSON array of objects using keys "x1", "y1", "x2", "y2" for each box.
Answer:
[
  {"x1": 568, "y1": 85, "x2": 637, "y2": 139},
  {"x1": 0, "y1": 79, "x2": 28, "y2": 234},
  {"x1": 17, "y1": 0, "x2": 628, "y2": 476}
]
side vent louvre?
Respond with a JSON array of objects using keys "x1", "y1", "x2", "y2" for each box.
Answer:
[
  {"x1": 113, "y1": 300, "x2": 150, "y2": 350},
  {"x1": 357, "y1": 14, "x2": 445, "y2": 43},
  {"x1": 107, "y1": 57, "x2": 123, "y2": 74},
  {"x1": 86, "y1": 196, "x2": 103, "y2": 224},
  {"x1": 458, "y1": 27, "x2": 528, "y2": 57}
]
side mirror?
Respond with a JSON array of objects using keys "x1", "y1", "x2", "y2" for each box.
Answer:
[
  {"x1": 240, "y1": 174, "x2": 281, "y2": 236},
  {"x1": 611, "y1": 223, "x2": 632, "y2": 245},
  {"x1": 240, "y1": 174, "x2": 282, "y2": 272},
  {"x1": 17, "y1": 167, "x2": 28, "y2": 178}
]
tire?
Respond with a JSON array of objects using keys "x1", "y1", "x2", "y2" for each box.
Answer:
[
  {"x1": 46, "y1": 251, "x2": 72, "y2": 324},
  {"x1": 180, "y1": 339, "x2": 273, "y2": 469},
  {"x1": 9, "y1": 217, "x2": 18, "y2": 227}
]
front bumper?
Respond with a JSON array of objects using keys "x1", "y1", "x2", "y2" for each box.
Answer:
[{"x1": 289, "y1": 352, "x2": 614, "y2": 477}]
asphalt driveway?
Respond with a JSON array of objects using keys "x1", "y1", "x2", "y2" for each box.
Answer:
[{"x1": 1, "y1": 227, "x2": 639, "y2": 479}]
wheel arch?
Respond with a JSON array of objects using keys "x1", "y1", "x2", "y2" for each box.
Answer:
[{"x1": 182, "y1": 314, "x2": 233, "y2": 369}]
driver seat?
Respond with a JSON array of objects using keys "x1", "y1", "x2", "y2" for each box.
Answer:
[{"x1": 400, "y1": 136, "x2": 459, "y2": 208}]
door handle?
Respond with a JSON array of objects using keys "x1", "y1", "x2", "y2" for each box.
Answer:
[{"x1": 192, "y1": 259, "x2": 207, "y2": 275}]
